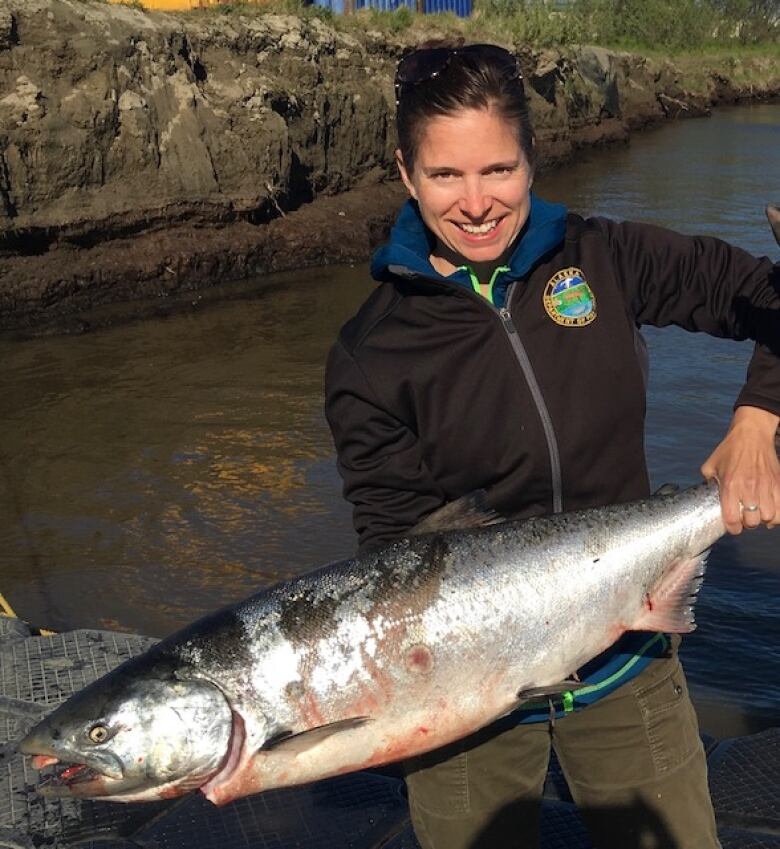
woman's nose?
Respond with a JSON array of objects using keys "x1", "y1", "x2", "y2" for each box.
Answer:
[{"x1": 459, "y1": 180, "x2": 491, "y2": 219}]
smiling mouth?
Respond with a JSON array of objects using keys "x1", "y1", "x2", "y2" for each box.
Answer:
[{"x1": 454, "y1": 218, "x2": 502, "y2": 236}]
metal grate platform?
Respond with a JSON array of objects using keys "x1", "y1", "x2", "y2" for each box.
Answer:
[
  {"x1": 1, "y1": 617, "x2": 778, "y2": 849},
  {"x1": 719, "y1": 831, "x2": 780, "y2": 849},
  {"x1": 382, "y1": 802, "x2": 594, "y2": 849},
  {"x1": 708, "y1": 728, "x2": 780, "y2": 836}
]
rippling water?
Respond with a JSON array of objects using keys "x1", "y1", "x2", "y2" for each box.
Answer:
[{"x1": 0, "y1": 104, "x2": 778, "y2": 737}]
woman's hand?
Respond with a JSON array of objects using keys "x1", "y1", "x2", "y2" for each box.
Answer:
[{"x1": 701, "y1": 405, "x2": 780, "y2": 534}]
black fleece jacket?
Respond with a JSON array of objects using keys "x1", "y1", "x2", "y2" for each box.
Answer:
[{"x1": 325, "y1": 212, "x2": 780, "y2": 553}]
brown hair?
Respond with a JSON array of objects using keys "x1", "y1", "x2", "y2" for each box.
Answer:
[{"x1": 395, "y1": 40, "x2": 535, "y2": 176}]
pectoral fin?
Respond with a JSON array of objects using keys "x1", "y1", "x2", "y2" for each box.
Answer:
[
  {"x1": 632, "y1": 552, "x2": 707, "y2": 633},
  {"x1": 410, "y1": 491, "x2": 504, "y2": 535},
  {"x1": 260, "y1": 717, "x2": 372, "y2": 755},
  {"x1": 517, "y1": 680, "x2": 585, "y2": 702}
]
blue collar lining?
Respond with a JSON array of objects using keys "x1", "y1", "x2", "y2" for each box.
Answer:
[{"x1": 371, "y1": 194, "x2": 568, "y2": 307}]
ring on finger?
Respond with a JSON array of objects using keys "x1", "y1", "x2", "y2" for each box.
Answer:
[{"x1": 742, "y1": 503, "x2": 760, "y2": 512}]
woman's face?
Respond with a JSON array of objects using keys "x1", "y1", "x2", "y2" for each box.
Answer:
[{"x1": 397, "y1": 106, "x2": 533, "y2": 268}]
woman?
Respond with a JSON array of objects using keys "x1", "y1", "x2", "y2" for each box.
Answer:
[{"x1": 325, "y1": 42, "x2": 780, "y2": 849}]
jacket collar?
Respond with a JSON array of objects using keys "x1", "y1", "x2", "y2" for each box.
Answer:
[{"x1": 370, "y1": 193, "x2": 568, "y2": 294}]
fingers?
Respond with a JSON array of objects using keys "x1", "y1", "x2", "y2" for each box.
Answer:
[
  {"x1": 773, "y1": 491, "x2": 780, "y2": 529},
  {"x1": 702, "y1": 410, "x2": 780, "y2": 534},
  {"x1": 716, "y1": 478, "x2": 745, "y2": 535},
  {"x1": 741, "y1": 501, "x2": 763, "y2": 530},
  {"x1": 757, "y1": 475, "x2": 778, "y2": 528},
  {"x1": 717, "y1": 477, "x2": 779, "y2": 533},
  {"x1": 717, "y1": 479, "x2": 773, "y2": 534},
  {"x1": 756, "y1": 449, "x2": 780, "y2": 529},
  {"x1": 699, "y1": 459, "x2": 717, "y2": 484},
  {"x1": 701, "y1": 461, "x2": 742, "y2": 534},
  {"x1": 766, "y1": 475, "x2": 780, "y2": 530}
]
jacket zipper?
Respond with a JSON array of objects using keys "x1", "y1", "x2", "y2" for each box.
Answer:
[
  {"x1": 393, "y1": 265, "x2": 565, "y2": 514},
  {"x1": 499, "y1": 284, "x2": 563, "y2": 514}
]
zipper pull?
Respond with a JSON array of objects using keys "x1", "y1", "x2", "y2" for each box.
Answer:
[{"x1": 499, "y1": 307, "x2": 516, "y2": 333}]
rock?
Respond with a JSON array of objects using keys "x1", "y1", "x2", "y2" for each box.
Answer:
[
  {"x1": 118, "y1": 90, "x2": 146, "y2": 111},
  {"x1": 0, "y1": 74, "x2": 42, "y2": 125},
  {"x1": 0, "y1": 7, "x2": 17, "y2": 49},
  {"x1": 658, "y1": 92, "x2": 710, "y2": 119}
]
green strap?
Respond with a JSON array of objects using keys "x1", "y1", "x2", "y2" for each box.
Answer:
[
  {"x1": 459, "y1": 265, "x2": 511, "y2": 306},
  {"x1": 460, "y1": 265, "x2": 480, "y2": 295},
  {"x1": 573, "y1": 633, "x2": 668, "y2": 698},
  {"x1": 522, "y1": 634, "x2": 669, "y2": 713}
]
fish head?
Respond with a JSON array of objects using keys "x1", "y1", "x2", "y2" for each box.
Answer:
[{"x1": 19, "y1": 667, "x2": 233, "y2": 802}]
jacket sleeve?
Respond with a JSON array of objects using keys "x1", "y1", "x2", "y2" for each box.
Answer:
[
  {"x1": 325, "y1": 338, "x2": 445, "y2": 554},
  {"x1": 593, "y1": 218, "x2": 780, "y2": 417}
]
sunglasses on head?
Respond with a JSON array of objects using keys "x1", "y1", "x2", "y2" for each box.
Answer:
[{"x1": 394, "y1": 44, "x2": 523, "y2": 106}]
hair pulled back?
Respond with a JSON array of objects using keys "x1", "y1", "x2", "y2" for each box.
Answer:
[{"x1": 395, "y1": 40, "x2": 535, "y2": 176}]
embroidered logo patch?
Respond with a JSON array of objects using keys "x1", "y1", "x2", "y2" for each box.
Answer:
[{"x1": 543, "y1": 267, "x2": 597, "y2": 327}]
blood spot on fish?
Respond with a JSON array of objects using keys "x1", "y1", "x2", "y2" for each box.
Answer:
[
  {"x1": 160, "y1": 784, "x2": 188, "y2": 800},
  {"x1": 645, "y1": 593, "x2": 654, "y2": 611},
  {"x1": 366, "y1": 737, "x2": 419, "y2": 767},
  {"x1": 405, "y1": 644, "x2": 434, "y2": 675},
  {"x1": 300, "y1": 691, "x2": 325, "y2": 726},
  {"x1": 418, "y1": 726, "x2": 429, "y2": 735},
  {"x1": 351, "y1": 691, "x2": 381, "y2": 715}
]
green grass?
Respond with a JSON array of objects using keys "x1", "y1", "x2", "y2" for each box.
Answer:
[
  {"x1": 193, "y1": 0, "x2": 334, "y2": 22},
  {"x1": 469, "y1": 0, "x2": 780, "y2": 52},
  {"x1": 149, "y1": 0, "x2": 780, "y2": 55}
]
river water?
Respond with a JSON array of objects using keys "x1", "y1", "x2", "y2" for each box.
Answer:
[{"x1": 1, "y1": 104, "x2": 778, "y2": 738}]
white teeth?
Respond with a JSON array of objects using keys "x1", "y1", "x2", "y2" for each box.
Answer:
[{"x1": 458, "y1": 219, "x2": 499, "y2": 235}]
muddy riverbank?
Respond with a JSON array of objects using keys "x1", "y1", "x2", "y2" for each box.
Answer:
[{"x1": 1, "y1": 0, "x2": 779, "y2": 332}]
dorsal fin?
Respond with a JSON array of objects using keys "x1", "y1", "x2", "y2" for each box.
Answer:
[
  {"x1": 767, "y1": 204, "x2": 780, "y2": 247},
  {"x1": 653, "y1": 483, "x2": 680, "y2": 497},
  {"x1": 409, "y1": 491, "x2": 505, "y2": 536}
]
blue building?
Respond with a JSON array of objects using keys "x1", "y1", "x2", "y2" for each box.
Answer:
[{"x1": 313, "y1": 0, "x2": 471, "y2": 17}]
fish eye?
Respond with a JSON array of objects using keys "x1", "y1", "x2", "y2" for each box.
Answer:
[{"x1": 88, "y1": 724, "x2": 110, "y2": 744}]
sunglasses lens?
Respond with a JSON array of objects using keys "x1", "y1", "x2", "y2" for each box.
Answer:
[
  {"x1": 395, "y1": 44, "x2": 522, "y2": 105},
  {"x1": 396, "y1": 48, "x2": 452, "y2": 85}
]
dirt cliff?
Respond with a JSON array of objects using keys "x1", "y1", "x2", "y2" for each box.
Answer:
[{"x1": 1, "y1": 0, "x2": 779, "y2": 331}]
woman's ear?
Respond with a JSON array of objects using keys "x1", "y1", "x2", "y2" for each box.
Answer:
[{"x1": 396, "y1": 149, "x2": 418, "y2": 201}]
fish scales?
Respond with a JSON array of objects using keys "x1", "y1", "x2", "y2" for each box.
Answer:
[{"x1": 19, "y1": 482, "x2": 724, "y2": 806}]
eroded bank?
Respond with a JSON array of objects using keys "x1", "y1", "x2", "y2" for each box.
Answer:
[{"x1": 1, "y1": 0, "x2": 779, "y2": 331}]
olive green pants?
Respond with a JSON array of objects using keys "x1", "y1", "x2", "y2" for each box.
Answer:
[{"x1": 404, "y1": 654, "x2": 720, "y2": 849}]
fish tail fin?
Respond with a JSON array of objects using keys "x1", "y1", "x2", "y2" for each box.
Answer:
[{"x1": 632, "y1": 551, "x2": 709, "y2": 633}]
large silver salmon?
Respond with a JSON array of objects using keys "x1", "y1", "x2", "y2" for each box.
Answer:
[{"x1": 20, "y1": 483, "x2": 724, "y2": 806}]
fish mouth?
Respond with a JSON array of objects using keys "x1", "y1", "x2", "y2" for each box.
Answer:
[
  {"x1": 23, "y1": 744, "x2": 127, "y2": 798},
  {"x1": 32, "y1": 756, "x2": 117, "y2": 797}
]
